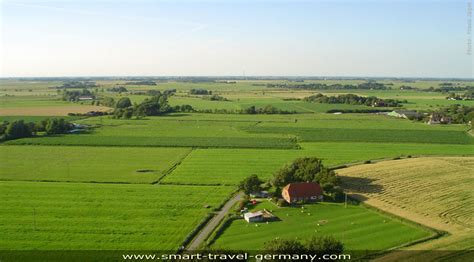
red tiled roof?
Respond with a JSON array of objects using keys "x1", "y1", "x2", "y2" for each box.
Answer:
[{"x1": 283, "y1": 182, "x2": 322, "y2": 198}]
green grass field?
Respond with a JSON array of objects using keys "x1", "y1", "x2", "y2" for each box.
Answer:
[
  {"x1": 211, "y1": 201, "x2": 432, "y2": 251},
  {"x1": 1, "y1": 78, "x2": 473, "y2": 254},
  {"x1": 0, "y1": 181, "x2": 234, "y2": 250},
  {"x1": 162, "y1": 142, "x2": 474, "y2": 185},
  {"x1": 0, "y1": 146, "x2": 191, "y2": 183}
]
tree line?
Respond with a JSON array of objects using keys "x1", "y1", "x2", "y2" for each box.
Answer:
[
  {"x1": 62, "y1": 89, "x2": 95, "y2": 102},
  {"x1": 0, "y1": 118, "x2": 74, "y2": 142},
  {"x1": 267, "y1": 81, "x2": 390, "y2": 90},
  {"x1": 304, "y1": 93, "x2": 404, "y2": 107},
  {"x1": 56, "y1": 81, "x2": 97, "y2": 89}
]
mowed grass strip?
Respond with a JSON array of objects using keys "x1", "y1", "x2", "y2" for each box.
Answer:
[
  {"x1": 0, "y1": 145, "x2": 191, "y2": 183},
  {"x1": 244, "y1": 126, "x2": 473, "y2": 144},
  {"x1": 0, "y1": 181, "x2": 234, "y2": 250},
  {"x1": 162, "y1": 142, "x2": 474, "y2": 186},
  {"x1": 211, "y1": 201, "x2": 431, "y2": 251},
  {"x1": 5, "y1": 135, "x2": 298, "y2": 149}
]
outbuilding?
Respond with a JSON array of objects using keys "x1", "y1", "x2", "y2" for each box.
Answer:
[{"x1": 244, "y1": 211, "x2": 264, "y2": 223}]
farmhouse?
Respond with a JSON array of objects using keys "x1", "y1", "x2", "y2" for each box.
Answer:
[
  {"x1": 427, "y1": 113, "x2": 452, "y2": 125},
  {"x1": 282, "y1": 182, "x2": 323, "y2": 204},
  {"x1": 387, "y1": 110, "x2": 420, "y2": 119}
]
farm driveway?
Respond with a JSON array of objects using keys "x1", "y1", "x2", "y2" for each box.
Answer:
[{"x1": 187, "y1": 192, "x2": 244, "y2": 250}]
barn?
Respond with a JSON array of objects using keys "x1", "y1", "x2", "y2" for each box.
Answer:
[{"x1": 282, "y1": 182, "x2": 323, "y2": 204}]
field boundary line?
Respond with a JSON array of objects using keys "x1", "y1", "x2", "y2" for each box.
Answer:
[{"x1": 152, "y1": 148, "x2": 194, "y2": 185}]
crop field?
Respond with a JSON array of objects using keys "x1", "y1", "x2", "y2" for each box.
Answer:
[
  {"x1": 244, "y1": 126, "x2": 473, "y2": 144},
  {"x1": 5, "y1": 116, "x2": 299, "y2": 149},
  {"x1": 0, "y1": 145, "x2": 191, "y2": 183},
  {"x1": 0, "y1": 181, "x2": 234, "y2": 250},
  {"x1": 337, "y1": 157, "x2": 474, "y2": 260},
  {"x1": 211, "y1": 201, "x2": 432, "y2": 252},
  {"x1": 162, "y1": 142, "x2": 474, "y2": 185}
]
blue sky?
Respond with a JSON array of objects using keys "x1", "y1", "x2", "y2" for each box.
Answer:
[{"x1": 1, "y1": 0, "x2": 472, "y2": 77}]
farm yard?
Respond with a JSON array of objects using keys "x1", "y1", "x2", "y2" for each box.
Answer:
[
  {"x1": 0, "y1": 78, "x2": 473, "y2": 259},
  {"x1": 211, "y1": 201, "x2": 433, "y2": 253}
]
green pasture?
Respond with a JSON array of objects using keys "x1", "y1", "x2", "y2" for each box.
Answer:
[
  {"x1": 0, "y1": 96, "x2": 72, "y2": 108},
  {"x1": 0, "y1": 181, "x2": 234, "y2": 250},
  {"x1": 5, "y1": 116, "x2": 298, "y2": 149},
  {"x1": 0, "y1": 145, "x2": 191, "y2": 183},
  {"x1": 211, "y1": 201, "x2": 432, "y2": 251},
  {"x1": 162, "y1": 142, "x2": 474, "y2": 185},
  {"x1": 244, "y1": 126, "x2": 473, "y2": 144}
]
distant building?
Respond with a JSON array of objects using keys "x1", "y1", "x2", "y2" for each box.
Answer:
[
  {"x1": 427, "y1": 113, "x2": 452, "y2": 125},
  {"x1": 282, "y1": 182, "x2": 323, "y2": 204},
  {"x1": 387, "y1": 110, "x2": 420, "y2": 119},
  {"x1": 78, "y1": 96, "x2": 94, "y2": 101}
]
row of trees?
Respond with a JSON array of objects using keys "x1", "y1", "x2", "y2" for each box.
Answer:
[
  {"x1": 0, "y1": 118, "x2": 73, "y2": 141},
  {"x1": 205, "y1": 94, "x2": 228, "y2": 101},
  {"x1": 190, "y1": 89, "x2": 212, "y2": 95},
  {"x1": 446, "y1": 90, "x2": 474, "y2": 101},
  {"x1": 107, "y1": 86, "x2": 128, "y2": 93},
  {"x1": 267, "y1": 81, "x2": 390, "y2": 90},
  {"x1": 304, "y1": 93, "x2": 404, "y2": 107},
  {"x1": 56, "y1": 81, "x2": 97, "y2": 89},
  {"x1": 124, "y1": 81, "x2": 156, "y2": 86},
  {"x1": 264, "y1": 236, "x2": 344, "y2": 257},
  {"x1": 242, "y1": 105, "x2": 296, "y2": 114},
  {"x1": 429, "y1": 105, "x2": 474, "y2": 124},
  {"x1": 426, "y1": 85, "x2": 474, "y2": 93},
  {"x1": 62, "y1": 89, "x2": 95, "y2": 102},
  {"x1": 113, "y1": 94, "x2": 171, "y2": 119}
]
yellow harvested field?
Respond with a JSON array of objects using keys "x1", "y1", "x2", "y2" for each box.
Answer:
[
  {"x1": 0, "y1": 106, "x2": 111, "y2": 116},
  {"x1": 337, "y1": 157, "x2": 474, "y2": 261}
]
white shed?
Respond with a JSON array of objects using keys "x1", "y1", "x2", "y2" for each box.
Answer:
[{"x1": 244, "y1": 211, "x2": 264, "y2": 223}]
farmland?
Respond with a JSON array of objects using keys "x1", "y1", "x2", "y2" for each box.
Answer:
[
  {"x1": 162, "y1": 142, "x2": 474, "y2": 185},
  {"x1": 337, "y1": 157, "x2": 474, "y2": 261},
  {"x1": 0, "y1": 78, "x2": 473, "y2": 256},
  {"x1": 0, "y1": 181, "x2": 234, "y2": 250},
  {"x1": 211, "y1": 201, "x2": 432, "y2": 252},
  {"x1": 0, "y1": 145, "x2": 191, "y2": 183}
]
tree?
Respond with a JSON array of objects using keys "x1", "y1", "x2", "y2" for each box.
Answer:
[
  {"x1": 45, "y1": 118, "x2": 72, "y2": 135},
  {"x1": 101, "y1": 96, "x2": 116, "y2": 107},
  {"x1": 264, "y1": 239, "x2": 306, "y2": 254},
  {"x1": 272, "y1": 158, "x2": 325, "y2": 187},
  {"x1": 305, "y1": 236, "x2": 344, "y2": 254},
  {"x1": 116, "y1": 97, "x2": 132, "y2": 109},
  {"x1": 5, "y1": 120, "x2": 32, "y2": 139},
  {"x1": 239, "y1": 175, "x2": 263, "y2": 194}
]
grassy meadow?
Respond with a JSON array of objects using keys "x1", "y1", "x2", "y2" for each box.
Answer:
[
  {"x1": 0, "y1": 145, "x2": 191, "y2": 183},
  {"x1": 0, "y1": 181, "x2": 234, "y2": 250},
  {"x1": 211, "y1": 201, "x2": 432, "y2": 252}
]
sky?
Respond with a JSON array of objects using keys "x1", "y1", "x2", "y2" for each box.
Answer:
[{"x1": 0, "y1": 0, "x2": 472, "y2": 78}]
